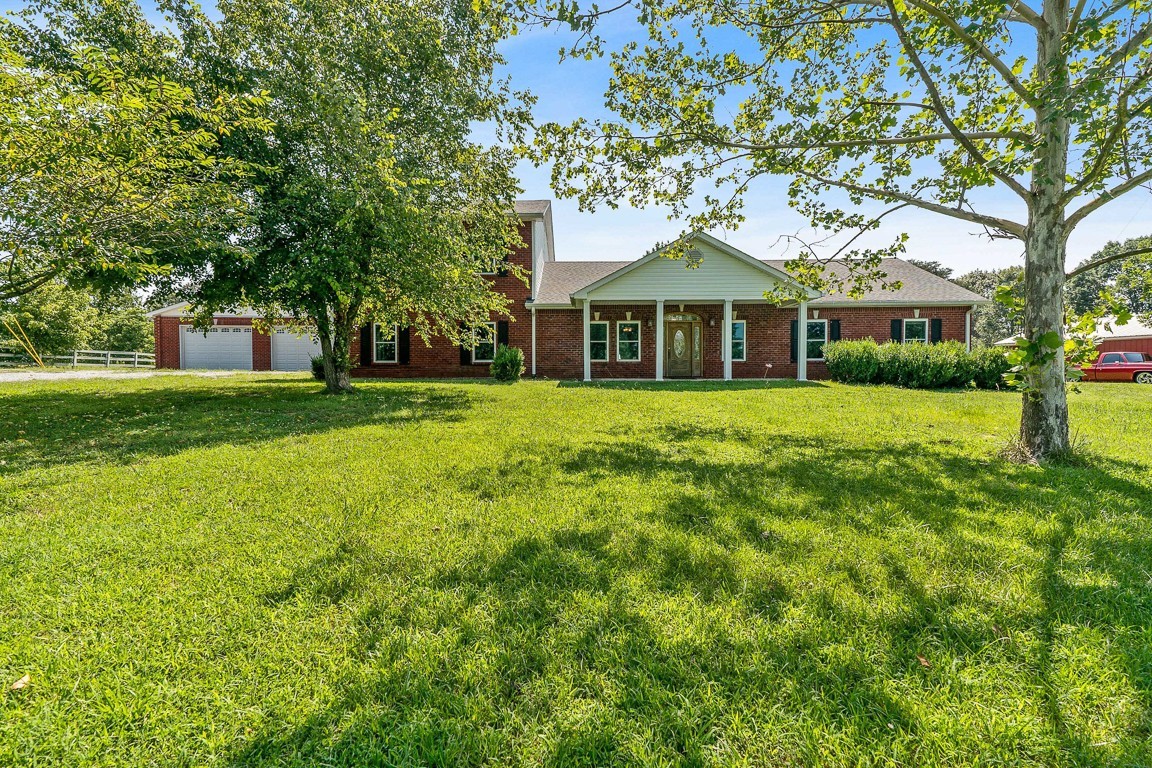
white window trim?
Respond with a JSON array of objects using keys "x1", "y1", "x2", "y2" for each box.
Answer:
[
  {"x1": 589, "y1": 320, "x2": 609, "y2": 362},
  {"x1": 616, "y1": 320, "x2": 642, "y2": 363},
  {"x1": 472, "y1": 321, "x2": 497, "y2": 363},
  {"x1": 806, "y1": 319, "x2": 828, "y2": 361},
  {"x1": 730, "y1": 320, "x2": 747, "y2": 362},
  {"x1": 372, "y1": 324, "x2": 399, "y2": 364},
  {"x1": 903, "y1": 318, "x2": 929, "y2": 345}
]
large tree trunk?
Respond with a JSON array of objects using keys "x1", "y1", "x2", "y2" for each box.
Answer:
[
  {"x1": 1019, "y1": 0, "x2": 1071, "y2": 461},
  {"x1": 1020, "y1": 206, "x2": 1070, "y2": 459},
  {"x1": 315, "y1": 311, "x2": 355, "y2": 395}
]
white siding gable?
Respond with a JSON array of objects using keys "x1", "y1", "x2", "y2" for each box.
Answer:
[{"x1": 582, "y1": 241, "x2": 786, "y2": 301}]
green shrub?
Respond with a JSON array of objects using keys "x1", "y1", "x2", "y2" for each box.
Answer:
[
  {"x1": 309, "y1": 355, "x2": 325, "y2": 381},
  {"x1": 821, "y1": 339, "x2": 881, "y2": 384},
  {"x1": 823, "y1": 338, "x2": 1008, "y2": 389},
  {"x1": 490, "y1": 344, "x2": 524, "y2": 382},
  {"x1": 970, "y1": 345, "x2": 1011, "y2": 389}
]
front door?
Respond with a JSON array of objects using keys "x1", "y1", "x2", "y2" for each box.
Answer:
[{"x1": 666, "y1": 321, "x2": 694, "y2": 377}]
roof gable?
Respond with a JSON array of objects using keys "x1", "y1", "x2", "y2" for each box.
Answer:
[{"x1": 571, "y1": 233, "x2": 819, "y2": 302}]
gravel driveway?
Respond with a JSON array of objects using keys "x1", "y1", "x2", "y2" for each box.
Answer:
[{"x1": 0, "y1": 369, "x2": 285, "y2": 383}]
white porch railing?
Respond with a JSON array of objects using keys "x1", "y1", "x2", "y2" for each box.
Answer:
[{"x1": 0, "y1": 349, "x2": 156, "y2": 368}]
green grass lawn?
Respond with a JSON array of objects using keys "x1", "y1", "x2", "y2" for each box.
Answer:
[{"x1": 1, "y1": 376, "x2": 1150, "y2": 767}]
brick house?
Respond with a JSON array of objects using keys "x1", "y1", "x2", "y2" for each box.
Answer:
[{"x1": 151, "y1": 199, "x2": 987, "y2": 380}]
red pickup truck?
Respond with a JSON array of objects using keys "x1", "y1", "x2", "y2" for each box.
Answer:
[{"x1": 1082, "y1": 351, "x2": 1152, "y2": 383}]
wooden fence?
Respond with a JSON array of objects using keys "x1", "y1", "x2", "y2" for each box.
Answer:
[{"x1": 0, "y1": 349, "x2": 156, "y2": 368}]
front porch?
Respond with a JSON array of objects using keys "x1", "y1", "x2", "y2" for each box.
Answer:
[{"x1": 577, "y1": 299, "x2": 813, "y2": 382}]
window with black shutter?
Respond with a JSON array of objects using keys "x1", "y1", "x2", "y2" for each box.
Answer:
[{"x1": 398, "y1": 327, "x2": 410, "y2": 364}]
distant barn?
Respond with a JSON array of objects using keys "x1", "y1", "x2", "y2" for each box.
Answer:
[{"x1": 997, "y1": 316, "x2": 1152, "y2": 356}]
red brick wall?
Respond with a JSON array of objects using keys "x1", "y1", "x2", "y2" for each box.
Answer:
[
  {"x1": 534, "y1": 303, "x2": 974, "y2": 380},
  {"x1": 351, "y1": 219, "x2": 535, "y2": 379},
  {"x1": 154, "y1": 317, "x2": 181, "y2": 369}
]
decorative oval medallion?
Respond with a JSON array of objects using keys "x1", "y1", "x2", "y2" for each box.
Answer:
[{"x1": 674, "y1": 329, "x2": 686, "y2": 358}]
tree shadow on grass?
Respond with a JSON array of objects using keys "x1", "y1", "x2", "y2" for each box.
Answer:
[
  {"x1": 226, "y1": 430, "x2": 1152, "y2": 766},
  {"x1": 0, "y1": 380, "x2": 473, "y2": 477},
  {"x1": 555, "y1": 378, "x2": 828, "y2": 391}
]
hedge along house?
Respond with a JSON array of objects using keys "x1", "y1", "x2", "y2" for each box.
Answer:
[{"x1": 152, "y1": 200, "x2": 987, "y2": 379}]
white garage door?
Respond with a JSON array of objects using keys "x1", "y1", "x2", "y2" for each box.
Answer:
[
  {"x1": 181, "y1": 326, "x2": 253, "y2": 370},
  {"x1": 271, "y1": 328, "x2": 321, "y2": 371}
]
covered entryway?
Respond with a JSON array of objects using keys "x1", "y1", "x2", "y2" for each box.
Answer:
[
  {"x1": 180, "y1": 326, "x2": 253, "y2": 370},
  {"x1": 271, "y1": 328, "x2": 321, "y2": 371},
  {"x1": 664, "y1": 313, "x2": 702, "y2": 378},
  {"x1": 571, "y1": 233, "x2": 821, "y2": 381}
]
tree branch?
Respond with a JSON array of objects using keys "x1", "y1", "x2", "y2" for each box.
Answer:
[
  {"x1": 884, "y1": 0, "x2": 1031, "y2": 200},
  {"x1": 795, "y1": 168, "x2": 1027, "y2": 236},
  {"x1": 1065, "y1": 67, "x2": 1152, "y2": 201},
  {"x1": 693, "y1": 130, "x2": 1033, "y2": 151},
  {"x1": 903, "y1": 0, "x2": 1040, "y2": 108},
  {"x1": 1066, "y1": 167, "x2": 1152, "y2": 230},
  {"x1": 1066, "y1": 245, "x2": 1152, "y2": 278},
  {"x1": 1104, "y1": 21, "x2": 1152, "y2": 71}
]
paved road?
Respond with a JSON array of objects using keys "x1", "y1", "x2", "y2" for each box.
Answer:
[{"x1": 0, "y1": 369, "x2": 288, "y2": 383}]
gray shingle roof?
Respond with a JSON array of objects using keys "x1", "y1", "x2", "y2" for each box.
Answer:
[
  {"x1": 531, "y1": 257, "x2": 986, "y2": 306},
  {"x1": 513, "y1": 200, "x2": 551, "y2": 216},
  {"x1": 763, "y1": 258, "x2": 987, "y2": 305}
]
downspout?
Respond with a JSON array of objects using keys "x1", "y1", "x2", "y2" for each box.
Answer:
[
  {"x1": 530, "y1": 304, "x2": 537, "y2": 378},
  {"x1": 965, "y1": 308, "x2": 973, "y2": 351}
]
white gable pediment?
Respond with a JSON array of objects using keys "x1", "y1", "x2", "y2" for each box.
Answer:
[{"x1": 573, "y1": 233, "x2": 816, "y2": 302}]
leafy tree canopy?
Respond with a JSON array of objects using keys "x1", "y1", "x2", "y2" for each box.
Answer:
[
  {"x1": 0, "y1": 20, "x2": 270, "y2": 302},
  {"x1": 954, "y1": 266, "x2": 1025, "y2": 345},
  {"x1": 179, "y1": 0, "x2": 532, "y2": 393},
  {"x1": 1, "y1": 282, "x2": 152, "y2": 356},
  {"x1": 1066, "y1": 236, "x2": 1152, "y2": 317}
]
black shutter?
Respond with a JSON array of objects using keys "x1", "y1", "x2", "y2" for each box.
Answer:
[
  {"x1": 497, "y1": 256, "x2": 509, "y2": 277},
  {"x1": 398, "y1": 326, "x2": 410, "y2": 364},
  {"x1": 497, "y1": 320, "x2": 509, "y2": 348},
  {"x1": 830, "y1": 319, "x2": 841, "y2": 342},
  {"x1": 460, "y1": 337, "x2": 472, "y2": 365},
  {"x1": 891, "y1": 319, "x2": 903, "y2": 343},
  {"x1": 360, "y1": 324, "x2": 373, "y2": 364},
  {"x1": 790, "y1": 319, "x2": 798, "y2": 363},
  {"x1": 930, "y1": 318, "x2": 943, "y2": 344}
]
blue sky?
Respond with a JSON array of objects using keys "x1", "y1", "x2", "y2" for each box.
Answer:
[
  {"x1": 5, "y1": 0, "x2": 1149, "y2": 275},
  {"x1": 501, "y1": 23, "x2": 1151, "y2": 273}
]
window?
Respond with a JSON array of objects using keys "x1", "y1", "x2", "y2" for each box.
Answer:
[
  {"x1": 617, "y1": 320, "x2": 641, "y2": 361},
  {"x1": 589, "y1": 321, "x2": 608, "y2": 362},
  {"x1": 1102, "y1": 353, "x2": 1124, "y2": 364},
  {"x1": 903, "y1": 319, "x2": 929, "y2": 344},
  {"x1": 806, "y1": 320, "x2": 827, "y2": 360},
  {"x1": 1123, "y1": 352, "x2": 1145, "y2": 363},
  {"x1": 472, "y1": 322, "x2": 496, "y2": 363},
  {"x1": 478, "y1": 255, "x2": 504, "y2": 276},
  {"x1": 373, "y1": 324, "x2": 398, "y2": 363},
  {"x1": 730, "y1": 320, "x2": 746, "y2": 361}
]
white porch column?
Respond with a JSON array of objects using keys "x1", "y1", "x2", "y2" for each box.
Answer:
[
  {"x1": 797, "y1": 301, "x2": 809, "y2": 382},
  {"x1": 722, "y1": 299, "x2": 733, "y2": 381},
  {"x1": 582, "y1": 300, "x2": 592, "y2": 382},
  {"x1": 655, "y1": 300, "x2": 665, "y2": 381}
]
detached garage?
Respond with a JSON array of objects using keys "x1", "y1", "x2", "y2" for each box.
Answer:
[
  {"x1": 271, "y1": 329, "x2": 321, "y2": 371},
  {"x1": 150, "y1": 303, "x2": 319, "y2": 371},
  {"x1": 181, "y1": 326, "x2": 254, "y2": 370}
]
